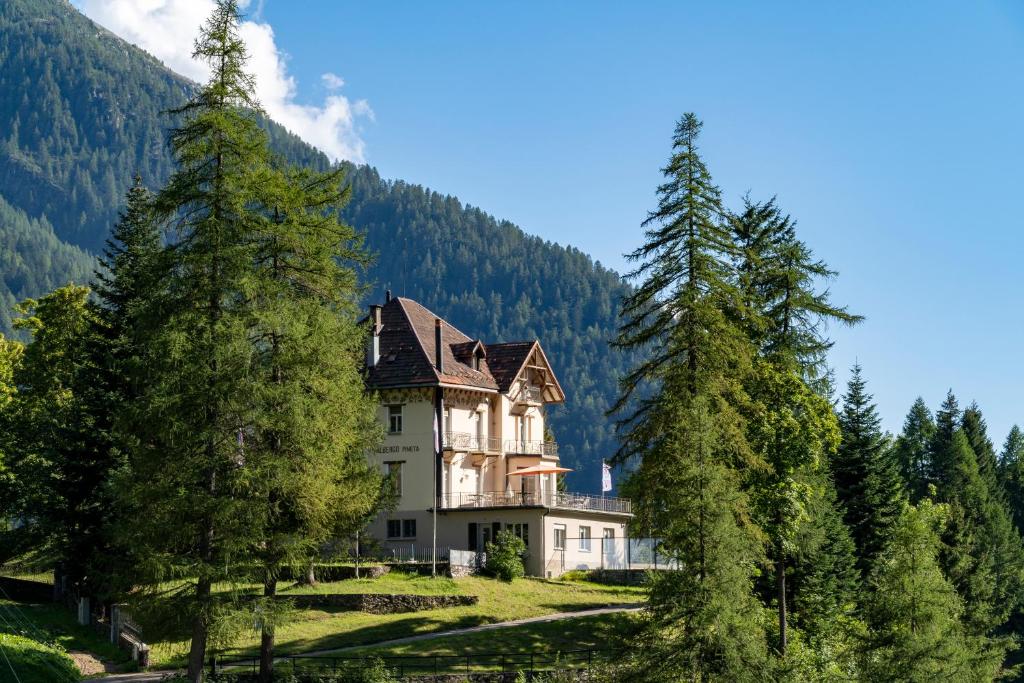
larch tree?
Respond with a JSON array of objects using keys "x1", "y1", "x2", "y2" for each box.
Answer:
[
  {"x1": 109, "y1": 2, "x2": 365, "y2": 680},
  {"x1": 611, "y1": 113, "x2": 768, "y2": 681},
  {"x1": 247, "y1": 164, "x2": 384, "y2": 682},
  {"x1": 730, "y1": 195, "x2": 860, "y2": 657},
  {"x1": 831, "y1": 365, "x2": 904, "y2": 577},
  {"x1": 892, "y1": 398, "x2": 935, "y2": 503},
  {"x1": 860, "y1": 499, "x2": 1004, "y2": 682}
]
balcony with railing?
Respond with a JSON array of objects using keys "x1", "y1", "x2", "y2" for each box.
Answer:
[
  {"x1": 442, "y1": 431, "x2": 501, "y2": 453},
  {"x1": 504, "y1": 439, "x2": 559, "y2": 457},
  {"x1": 437, "y1": 490, "x2": 632, "y2": 515}
]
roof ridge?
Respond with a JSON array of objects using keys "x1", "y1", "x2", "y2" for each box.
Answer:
[
  {"x1": 394, "y1": 298, "x2": 443, "y2": 383},
  {"x1": 395, "y1": 297, "x2": 474, "y2": 343}
]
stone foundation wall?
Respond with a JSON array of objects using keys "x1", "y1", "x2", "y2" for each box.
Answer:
[{"x1": 283, "y1": 592, "x2": 478, "y2": 614}]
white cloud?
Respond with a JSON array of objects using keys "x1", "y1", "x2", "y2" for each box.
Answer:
[
  {"x1": 321, "y1": 72, "x2": 345, "y2": 90},
  {"x1": 72, "y1": 0, "x2": 371, "y2": 163}
]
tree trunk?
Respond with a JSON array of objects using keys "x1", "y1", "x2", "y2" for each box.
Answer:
[
  {"x1": 187, "y1": 577, "x2": 211, "y2": 683},
  {"x1": 258, "y1": 573, "x2": 276, "y2": 683},
  {"x1": 302, "y1": 563, "x2": 317, "y2": 586},
  {"x1": 776, "y1": 543, "x2": 787, "y2": 656}
]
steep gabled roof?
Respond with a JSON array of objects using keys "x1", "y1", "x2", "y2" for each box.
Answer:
[
  {"x1": 365, "y1": 297, "x2": 563, "y2": 402},
  {"x1": 367, "y1": 298, "x2": 497, "y2": 391}
]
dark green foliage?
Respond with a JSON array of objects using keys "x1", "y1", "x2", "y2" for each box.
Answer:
[
  {"x1": 892, "y1": 397, "x2": 936, "y2": 502},
  {"x1": 0, "y1": 285, "x2": 116, "y2": 592},
  {"x1": 928, "y1": 394, "x2": 1024, "y2": 636},
  {"x1": 485, "y1": 529, "x2": 527, "y2": 581},
  {"x1": 963, "y1": 403, "x2": 1001, "y2": 496},
  {"x1": 612, "y1": 114, "x2": 768, "y2": 681},
  {"x1": 832, "y1": 365, "x2": 904, "y2": 576},
  {"x1": 0, "y1": 194, "x2": 94, "y2": 337},
  {"x1": 860, "y1": 499, "x2": 1006, "y2": 682},
  {"x1": 0, "y1": 0, "x2": 631, "y2": 492},
  {"x1": 1000, "y1": 426, "x2": 1024, "y2": 534},
  {"x1": 730, "y1": 195, "x2": 861, "y2": 391},
  {"x1": 788, "y1": 478, "x2": 859, "y2": 639}
]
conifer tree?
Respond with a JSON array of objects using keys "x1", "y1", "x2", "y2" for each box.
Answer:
[
  {"x1": 115, "y1": 2, "x2": 298, "y2": 679},
  {"x1": 730, "y1": 196, "x2": 861, "y2": 390},
  {"x1": 0, "y1": 285, "x2": 111, "y2": 591},
  {"x1": 1000, "y1": 426, "x2": 1024, "y2": 534},
  {"x1": 731, "y1": 195, "x2": 859, "y2": 656},
  {"x1": 247, "y1": 166, "x2": 383, "y2": 682},
  {"x1": 832, "y1": 365, "x2": 903, "y2": 576},
  {"x1": 892, "y1": 397, "x2": 935, "y2": 502},
  {"x1": 860, "y1": 499, "x2": 1004, "y2": 682},
  {"x1": 962, "y1": 403, "x2": 1001, "y2": 496},
  {"x1": 612, "y1": 114, "x2": 768, "y2": 680}
]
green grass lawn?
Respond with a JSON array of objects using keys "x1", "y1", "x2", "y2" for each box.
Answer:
[
  {"x1": 334, "y1": 610, "x2": 642, "y2": 675},
  {"x1": 148, "y1": 574, "x2": 645, "y2": 669},
  {"x1": 0, "y1": 631, "x2": 80, "y2": 683},
  {"x1": 0, "y1": 597, "x2": 133, "y2": 680}
]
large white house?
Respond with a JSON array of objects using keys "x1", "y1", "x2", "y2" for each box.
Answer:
[{"x1": 363, "y1": 294, "x2": 633, "y2": 577}]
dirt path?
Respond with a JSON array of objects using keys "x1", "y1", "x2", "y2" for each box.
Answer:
[{"x1": 98, "y1": 604, "x2": 644, "y2": 681}]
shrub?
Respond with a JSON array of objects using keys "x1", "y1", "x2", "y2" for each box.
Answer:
[{"x1": 485, "y1": 529, "x2": 526, "y2": 581}]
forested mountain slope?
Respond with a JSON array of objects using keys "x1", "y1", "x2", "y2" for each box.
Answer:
[{"x1": 0, "y1": 0, "x2": 632, "y2": 490}]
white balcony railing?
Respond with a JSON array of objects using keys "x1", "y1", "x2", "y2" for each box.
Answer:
[
  {"x1": 442, "y1": 431, "x2": 501, "y2": 453},
  {"x1": 504, "y1": 439, "x2": 559, "y2": 456},
  {"x1": 438, "y1": 491, "x2": 632, "y2": 515}
]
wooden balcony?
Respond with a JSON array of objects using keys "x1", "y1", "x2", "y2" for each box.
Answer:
[{"x1": 437, "y1": 491, "x2": 632, "y2": 515}]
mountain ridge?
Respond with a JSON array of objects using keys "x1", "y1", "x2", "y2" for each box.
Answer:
[{"x1": 0, "y1": 0, "x2": 633, "y2": 492}]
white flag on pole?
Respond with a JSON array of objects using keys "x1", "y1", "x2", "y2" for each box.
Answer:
[
  {"x1": 602, "y1": 461, "x2": 612, "y2": 493},
  {"x1": 433, "y1": 411, "x2": 441, "y2": 453}
]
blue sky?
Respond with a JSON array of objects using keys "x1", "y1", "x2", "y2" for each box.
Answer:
[{"x1": 84, "y1": 1, "x2": 1024, "y2": 444}]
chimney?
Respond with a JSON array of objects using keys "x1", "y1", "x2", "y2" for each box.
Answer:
[
  {"x1": 385, "y1": 289, "x2": 392, "y2": 304},
  {"x1": 367, "y1": 305, "x2": 382, "y2": 368},
  {"x1": 434, "y1": 318, "x2": 444, "y2": 374}
]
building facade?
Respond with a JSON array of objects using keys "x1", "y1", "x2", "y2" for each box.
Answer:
[{"x1": 363, "y1": 294, "x2": 632, "y2": 577}]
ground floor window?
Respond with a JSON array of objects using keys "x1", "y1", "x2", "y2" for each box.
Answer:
[
  {"x1": 509, "y1": 522, "x2": 529, "y2": 547},
  {"x1": 554, "y1": 523, "x2": 566, "y2": 550},
  {"x1": 387, "y1": 519, "x2": 417, "y2": 539},
  {"x1": 579, "y1": 525, "x2": 592, "y2": 552}
]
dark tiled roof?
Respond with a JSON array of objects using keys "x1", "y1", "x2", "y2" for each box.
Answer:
[
  {"x1": 367, "y1": 298, "x2": 498, "y2": 391},
  {"x1": 484, "y1": 341, "x2": 537, "y2": 392},
  {"x1": 366, "y1": 298, "x2": 563, "y2": 403}
]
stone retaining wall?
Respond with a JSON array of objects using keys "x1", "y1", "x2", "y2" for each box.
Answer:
[{"x1": 282, "y1": 592, "x2": 478, "y2": 614}]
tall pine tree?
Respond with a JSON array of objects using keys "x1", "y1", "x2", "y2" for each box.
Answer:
[
  {"x1": 612, "y1": 113, "x2": 768, "y2": 681},
  {"x1": 892, "y1": 397, "x2": 935, "y2": 503},
  {"x1": 247, "y1": 165, "x2": 384, "y2": 682},
  {"x1": 832, "y1": 364, "x2": 903, "y2": 576},
  {"x1": 731, "y1": 195, "x2": 859, "y2": 657},
  {"x1": 1000, "y1": 425, "x2": 1024, "y2": 535}
]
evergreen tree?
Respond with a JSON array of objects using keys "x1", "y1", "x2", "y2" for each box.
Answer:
[
  {"x1": 730, "y1": 196, "x2": 861, "y2": 390},
  {"x1": 0, "y1": 285, "x2": 112, "y2": 591},
  {"x1": 860, "y1": 499, "x2": 1005, "y2": 682},
  {"x1": 832, "y1": 365, "x2": 904, "y2": 576},
  {"x1": 892, "y1": 398, "x2": 935, "y2": 502},
  {"x1": 116, "y1": 3, "x2": 287, "y2": 679},
  {"x1": 611, "y1": 114, "x2": 768, "y2": 680},
  {"x1": 928, "y1": 392, "x2": 1024, "y2": 635},
  {"x1": 1000, "y1": 426, "x2": 1024, "y2": 534},
  {"x1": 962, "y1": 403, "x2": 1001, "y2": 496},
  {"x1": 247, "y1": 166, "x2": 384, "y2": 681},
  {"x1": 731, "y1": 195, "x2": 859, "y2": 657}
]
